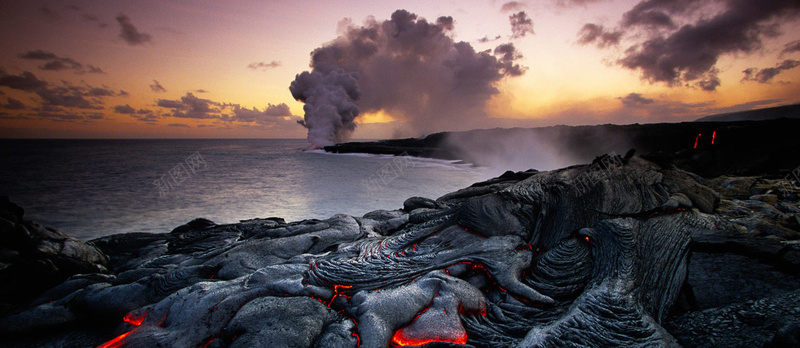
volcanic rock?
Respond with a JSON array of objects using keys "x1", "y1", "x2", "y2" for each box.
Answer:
[{"x1": 1, "y1": 153, "x2": 799, "y2": 348}]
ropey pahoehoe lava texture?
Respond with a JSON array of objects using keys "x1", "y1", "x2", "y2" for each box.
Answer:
[{"x1": 1, "y1": 155, "x2": 728, "y2": 347}]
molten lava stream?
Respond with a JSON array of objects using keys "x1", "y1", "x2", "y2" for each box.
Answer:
[
  {"x1": 97, "y1": 310, "x2": 149, "y2": 348},
  {"x1": 123, "y1": 311, "x2": 147, "y2": 326},
  {"x1": 97, "y1": 332, "x2": 130, "y2": 348},
  {"x1": 392, "y1": 334, "x2": 467, "y2": 347}
]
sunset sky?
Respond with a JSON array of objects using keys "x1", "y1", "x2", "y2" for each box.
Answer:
[{"x1": 1, "y1": 0, "x2": 799, "y2": 139}]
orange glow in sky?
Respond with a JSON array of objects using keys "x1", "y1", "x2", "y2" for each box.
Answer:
[{"x1": 1, "y1": 0, "x2": 799, "y2": 139}]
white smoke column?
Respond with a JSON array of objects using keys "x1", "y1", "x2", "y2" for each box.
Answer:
[
  {"x1": 291, "y1": 9, "x2": 527, "y2": 142},
  {"x1": 290, "y1": 67, "x2": 361, "y2": 146}
]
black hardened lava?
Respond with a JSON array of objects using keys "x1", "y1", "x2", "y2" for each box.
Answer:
[{"x1": 0, "y1": 155, "x2": 764, "y2": 347}]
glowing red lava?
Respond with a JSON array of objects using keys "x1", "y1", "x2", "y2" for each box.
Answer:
[
  {"x1": 123, "y1": 311, "x2": 147, "y2": 326},
  {"x1": 584, "y1": 236, "x2": 590, "y2": 243},
  {"x1": 693, "y1": 133, "x2": 702, "y2": 149},
  {"x1": 200, "y1": 338, "x2": 217, "y2": 348},
  {"x1": 391, "y1": 331, "x2": 467, "y2": 347},
  {"x1": 97, "y1": 332, "x2": 130, "y2": 348},
  {"x1": 711, "y1": 131, "x2": 716, "y2": 145}
]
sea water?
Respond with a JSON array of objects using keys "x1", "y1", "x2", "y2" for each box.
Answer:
[{"x1": 0, "y1": 139, "x2": 492, "y2": 240}]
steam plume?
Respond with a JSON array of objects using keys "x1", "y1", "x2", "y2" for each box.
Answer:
[
  {"x1": 289, "y1": 68, "x2": 361, "y2": 146},
  {"x1": 290, "y1": 9, "x2": 526, "y2": 145}
]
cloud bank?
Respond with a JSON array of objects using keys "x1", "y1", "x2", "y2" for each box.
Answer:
[{"x1": 578, "y1": 0, "x2": 800, "y2": 91}]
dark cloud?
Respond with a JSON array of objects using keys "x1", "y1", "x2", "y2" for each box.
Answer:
[
  {"x1": 113, "y1": 104, "x2": 136, "y2": 114},
  {"x1": 156, "y1": 99, "x2": 183, "y2": 109},
  {"x1": 18, "y1": 50, "x2": 104, "y2": 74},
  {"x1": 232, "y1": 103, "x2": 293, "y2": 124},
  {"x1": 554, "y1": 0, "x2": 607, "y2": 7},
  {"x1": 194, "y1": 89, "x2": 208, "y2": 93},
  {"x1": 35, "y1": 85, "x2": 105, "y2": 109},
  {"x1": 39, "y1": 6, "x2": 59, "y2": 21},
  {"x1": 577, "y1": 24, "x2": 622, "y2": 48},
  {"x1": 87, "y1": 87, "x2": 116, "y2": 97},
  {"x1": 116, "y1": 14, "x2": 152, "y2": 45},
  {"x1": 615, "y1": 0, "x2": 800, "y2": 91},
  {"x1": 118, "y1": 90, "x2": 130, "y2": 97},
  {"x1": 509, "y1": 11, "x2": 534, "y2": 39},
  {"x1": 0, "y1": 70, "x2": 49, "y2": 91},
  {"x1": 2, "y1": 98, "x2": 25, "y2": 110},
  {"x1": 39, "y1": 58, "x2": 80, "y2": 71},
  {"x1": 782, "y1": 40, "x2": 800, "y2": 56},
  {"x1": 132, "y1": 108, "x2": 159, "y2": 123},
  {"x1": 30, "y1": 111, "x2": 82, "y2": 121},
  {"x1": 494, "y1": 43, "x2": 527, "y2": 76},
  {"x1": 157, "y1": 93, "x2": 221, "y2": 119},
  {"x1": 696, "y1": 69, "x2": 721, "y2": 91},
  {"x1": 82, "y1": 13, "x2": 109, "y2": 28},
  {"x1": 0, "y1": 70, "x2": 114, "y2": 109},
  {"x1": 24, "y1": 107, "x2": 106, "y2": 122},
  {"x1": 741, "y1": 59, "x2": 800, "y2": 83},
  {"x1": 619, "y1": 0, "x2": 702, "y2": 28},
  {"x1": 618, "y1": 92, "x2": 655, "y2": 107},
  {"x1": 436, "y1": 16, "x2": 455, "y2": 31},
  {"x1": 87, "y1": 65, "x2": 105, "y2": 74},
  {"x1": 150, "y1": 80, "x2": 166, "y2": 93},
  {"x1": 167, "y1": 123, "x2": 190, "y2": 127},
  {"x1": 291, "y1": 9, "x2": 528, "y2": 145},
  {"x1": 18, "y1": 50, "x2": 58, "y2": 60},
  {"x1": 478, "y1": 35, "x2": 502, "y2": 43},
  {"x1": 263, "y1": 103, "x2": 292, "y2": 116},
  {"x1": 247, "y1": 61, "x2": 281, "y2": 70},
  {"x1": 501, "y1": 2, "x2": 526, "y2": 12}
]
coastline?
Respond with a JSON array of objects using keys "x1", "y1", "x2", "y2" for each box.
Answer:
[{"x1": 1, "y1": 147, "x2": 798, "y2": 346}]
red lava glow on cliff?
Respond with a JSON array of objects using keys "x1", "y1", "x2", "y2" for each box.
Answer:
[
  {"x1": 693, "y1": 133, "x2": 702, "y2": 149},
  {"x1": 711, "y1": 131, "x2": 716, "y2": 145}
]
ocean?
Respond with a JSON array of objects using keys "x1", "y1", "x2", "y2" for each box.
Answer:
[{"x1": 0, "y1": 139, "x2": 491, "y2": 240}]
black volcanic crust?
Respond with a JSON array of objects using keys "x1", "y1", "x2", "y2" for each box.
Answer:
[
  {"x1": 324, "y1": 132, "x2": 461, "y2": 160},
  {"x1": 325, "y1": 118, "x2": 800, "y2": 177},
  {"x1": 1, "y1": 154, "x2": 799, "y2": 347}
]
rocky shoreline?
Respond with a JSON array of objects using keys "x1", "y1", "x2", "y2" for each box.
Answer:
[{"x1": 1, "y1": 149, "x2": 799, "y2": 347}]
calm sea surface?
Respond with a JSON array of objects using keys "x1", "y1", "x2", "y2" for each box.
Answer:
[{"x1": 0, "y1": 139, "x2": 492, "y2": 240}]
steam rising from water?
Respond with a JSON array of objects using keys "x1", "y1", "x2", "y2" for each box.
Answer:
[
  {"x1": 289, "y1": 68, "x2": 361, "y2": 146},
  {"x1": 290, "y1": 9, "x2": 526, "y2": 146},
  {"x1": 445, "y1": 127, "x2": 635, "y2": 172}
]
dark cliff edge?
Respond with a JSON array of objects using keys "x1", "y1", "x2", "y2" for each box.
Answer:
[{"x1": 326, "y1": 117, "x2": 800, "y2": 178}]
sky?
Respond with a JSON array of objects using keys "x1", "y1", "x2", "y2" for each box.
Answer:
[{"x1": 0, "y1": 0, "x2": 799, "y2": 140}]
